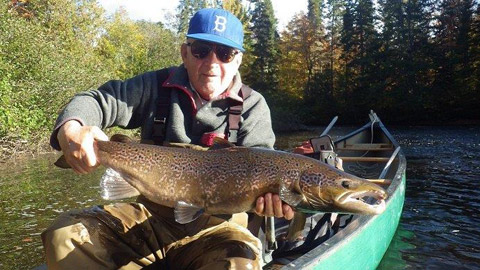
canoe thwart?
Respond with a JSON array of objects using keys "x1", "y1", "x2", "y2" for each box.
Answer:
[
  {"x1": 337, "y1": 143, "x2": 394, "y2": 151},
  {"x1": 339, "y1": 156, "x2": 390, "y2": 162}
]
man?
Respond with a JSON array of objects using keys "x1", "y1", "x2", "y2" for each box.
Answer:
[{"x1": 42, "y1": 8, "x2": 294, "y2": 270}]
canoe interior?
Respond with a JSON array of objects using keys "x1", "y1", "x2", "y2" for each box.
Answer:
[{"x1": 265, "y1": 113, "x2": 406, "y2": 270}]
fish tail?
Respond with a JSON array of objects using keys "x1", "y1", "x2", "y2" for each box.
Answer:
[{"x1": 54, "y1": 155, "x2": 71, "y2": 169}]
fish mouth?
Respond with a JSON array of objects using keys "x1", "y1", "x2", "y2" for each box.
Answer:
[{"x1": 337, "y1": 190, "x2": 387, "y2": 215}]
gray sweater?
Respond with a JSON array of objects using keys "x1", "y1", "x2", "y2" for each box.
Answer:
[{"x1": 50, "y1": 65, "x2": 275, "y2": 150}]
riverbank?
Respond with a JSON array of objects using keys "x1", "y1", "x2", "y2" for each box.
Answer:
[
  {"x1": 0, "y1": 136, "x2": 51, "y2": 164},
  {"x1": 2, "y1": 119, "x2": 479, "y2": 163}
]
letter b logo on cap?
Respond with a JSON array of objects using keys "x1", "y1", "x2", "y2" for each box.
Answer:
[{"x1": 213, "y1": 15, "x2": 227, "y2": 32}]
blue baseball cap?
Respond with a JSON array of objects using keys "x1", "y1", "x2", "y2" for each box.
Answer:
[{"x1": 187, "y1": 8, "x2": 245, "y2": 52}]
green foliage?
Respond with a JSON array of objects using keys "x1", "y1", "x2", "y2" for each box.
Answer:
[
  {"x1": 271, "y1": 0, "x2": 480, "y2": 125},
  {"x1": 247, "y1": 0, "x2": 280, "y2": 93},
  {"x1": 2, "y1": 0, "x2": 480, "y2": 154},
  {"x1": 176, "y1": 0, "x2": 219, "y2": 35},
  {"x1": 0, "y1": 0, "x2": 181, "y2": 148},
  {"x1": 96, "y1": 10, "x2": 181, "y2": 80}
]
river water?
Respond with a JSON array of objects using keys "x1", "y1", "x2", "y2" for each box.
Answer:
[{"x1": 0, "y1": 125, "x2": 479, "y2": 270}]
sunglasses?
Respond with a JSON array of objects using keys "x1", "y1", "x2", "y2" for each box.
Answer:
[{"x1": 187, "y1": 40, "x2": 240, "y2": 63}]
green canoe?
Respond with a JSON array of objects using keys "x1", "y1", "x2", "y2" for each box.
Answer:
[{"x1": 265, "y1": 111, "x2": 406, "y2": 270}]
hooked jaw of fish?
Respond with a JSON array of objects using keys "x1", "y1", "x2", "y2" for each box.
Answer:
[
  {"x1": 294, "y1": 170, "x2": 388, "y2": 215},
  {"x1": 333, "y1": 179, "x2": 387, "y2": 215}
]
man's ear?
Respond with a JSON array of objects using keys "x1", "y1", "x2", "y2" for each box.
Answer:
[
  {"x1": 181, "y1": 43, "x2": 188, "y2": 63},
  {"x1": 235, "y1": 53, "x2": 243, "y2": 68}
]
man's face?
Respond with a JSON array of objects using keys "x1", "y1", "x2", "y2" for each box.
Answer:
[{"x1": 181, "y1": 38, "x2": 243, "y2": 100}]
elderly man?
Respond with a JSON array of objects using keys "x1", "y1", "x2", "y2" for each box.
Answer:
[{"x1": 42, "y1": 8, "x2": 293, "y2": 270}]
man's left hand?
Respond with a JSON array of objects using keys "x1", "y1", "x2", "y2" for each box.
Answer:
[{"x1": 254, "y1": 193, "x2": 294, "y2": 220}]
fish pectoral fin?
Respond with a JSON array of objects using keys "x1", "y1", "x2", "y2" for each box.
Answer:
[
  {"x1": 100, "y1": 168, "x2": 140, "y2": 200},
  {"x1": 174, "y1": 201, "x2": 205, "y2": 224},
  {"x1": 286, "y1": 212, "x2": 307, "y2": 242},
  {"x1": 279, "y1": 183, "x2": 305, "y2": 207}
]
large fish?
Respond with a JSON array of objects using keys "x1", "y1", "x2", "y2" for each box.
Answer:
[{"x1": 56, "y1": 136, "x2": 387, "y2": 224}]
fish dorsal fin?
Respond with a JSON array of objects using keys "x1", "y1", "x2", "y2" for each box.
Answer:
[
  {"x1": 164, "y1": 142, "x2": 209, "y2": 151},
  {"x1": 174, "y1": 201, "x2": 205, "y2": 224},
  {"x1": 110, "y1": 134, "x2": 134, "y2": 143},
  {"x1": 279, "y1": 182, "x2": 305, "y2": 207},
  {"x1": 210, "y1": 137, "x2": 236, "y2": 150},
  {"x1": 100, "y1": 168, "x2": 140, "y2": 200}
]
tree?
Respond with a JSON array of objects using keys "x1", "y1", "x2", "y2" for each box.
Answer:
[
  {"x1": 176, "y1": 0, "x2": 213, "y2": 35},
  {"x1": 308, "y1": 0, "x2": 323, "y2": 30},
  {"x1": 340, "y1": 0, "x2": 380, "y2": 120},
  {"x1": 304, "y1": 0, "x2": 328, "y2": 102},
  {"x1": 378, "y1": 0, "x2": 434, "y2": 121},
  {"x1": 325, "y1": 0, "x2": 345, "y2": 98},
  {"x1": 432, "y1": 0, "x2": 475, "y2": 119},
  {"x1": 470, "y1": 3, "x2": 480, "y2": 104},
  {"x1": 247, "y1": 0, "x2": 280, "y2": 94},
  {"x1": 0, "y1": 0, "x2": 108, "y2": 140},
  {"x1": 97, "y1": 10, "x2": 182, "y2": 80},
  {"x1": 277, "y1": 13, "x2": 312, "y2": 99}
]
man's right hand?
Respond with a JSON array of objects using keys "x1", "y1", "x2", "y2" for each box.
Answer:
[{"x1": 57, "y1": 120, "x2": 109, "y2": 174}]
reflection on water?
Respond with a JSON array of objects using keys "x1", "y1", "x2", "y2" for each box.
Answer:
[
  {"x1": 0, "y1": 125, "x2": 479, "y2": 270},
  {"x1": 0, "y1": 155, "x2": 107, "y2": 270}
]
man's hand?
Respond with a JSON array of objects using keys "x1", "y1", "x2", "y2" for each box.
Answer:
[
  {"x1": 57, "y1": 120, "x2": 109, "y2": 174},
  {"x1": 255, "y1": 193, "x2": 294, "y2": 220}
]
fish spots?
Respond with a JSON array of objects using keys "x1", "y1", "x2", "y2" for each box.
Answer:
[
  {"x1": 99, "y1": 141, "x2": 348, "y2": 213},
  {"x1": 300, "y1": 171, "x2": 327, "y2": 191}
]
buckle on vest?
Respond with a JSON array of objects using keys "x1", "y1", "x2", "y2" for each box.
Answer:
[
  {"x1": 154, "y1": 117, "x2": 166, "y2": 124},
  {"x1": 228, "y1": 108, "x2": 242, "y2": 115},
  {"x1": 152, "y1": 117, "x2": 167, "y2": 140}
]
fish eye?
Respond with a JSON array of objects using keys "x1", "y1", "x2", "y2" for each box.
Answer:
[{"x1": 341, "y1": 180, "x2": 351, "y2": 189}]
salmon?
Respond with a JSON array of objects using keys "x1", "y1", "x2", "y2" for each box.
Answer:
[{"x1": 55, "y1": 136, "x2": 387, "y2": 224}]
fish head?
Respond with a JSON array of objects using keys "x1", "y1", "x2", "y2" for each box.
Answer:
[{"x1": 297, "y1": 167, "x2": 388, "y2": 215}]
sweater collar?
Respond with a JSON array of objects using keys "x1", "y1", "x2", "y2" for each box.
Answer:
[{"x1": 164, "y1": 65, "x2": 244, "y2": 104}]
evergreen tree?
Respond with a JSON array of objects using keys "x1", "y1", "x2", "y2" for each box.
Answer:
[
  {"x1": 378, "y1": 0, "x2": 434, "y2": 121},
  {"x1": 308, "y1": 0, "x2": 323, "y2": 30},
  {"x1": 176, "y1": 0, "x2": 210, "y2": 35},
  {"x1": 248, "y1": 0, "x2": 280, "y2": 93},
  {"x1": 470, "y1": 2, "x2": 480, "y2": 102},
  {"x1": 340, "y1": 0, "x2": 380, "y2": 120},
  {"x1": 325, "y1": 0, "x2": 344, "y2": 100},
  {"x1": 432, "y1": 0, "x2": 475, "y2": 119},
  {"x1": 304, "y1": 0, "x2": 327, "y2": 103}
]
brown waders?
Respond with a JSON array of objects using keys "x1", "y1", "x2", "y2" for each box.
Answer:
[{"x1": 41, "y1": 196, "x2": 262, "y2": 270}]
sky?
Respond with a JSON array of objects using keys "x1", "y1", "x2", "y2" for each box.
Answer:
[{"x1": 97, "y1": 0, "x2": 308, "y2": 31}]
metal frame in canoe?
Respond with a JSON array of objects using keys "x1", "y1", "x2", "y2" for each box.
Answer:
[{"x1": 278, "y1": 112, "x2": 407, "y2": 270}]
